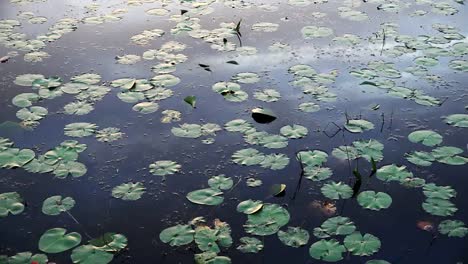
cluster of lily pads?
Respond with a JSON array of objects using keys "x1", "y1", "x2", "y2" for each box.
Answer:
[
  {"x1": 160, "y1": 218, "x2": 233, "y2": 263},
  {"x1": 405, "y1": 130, "x2": 467, "y2": 166},
  {"x1": 288, "y1": 64, "x2": 338, "y2": 113},
  {"x1": 0, "y1": 228, "x2": 128, "y2": 264}
]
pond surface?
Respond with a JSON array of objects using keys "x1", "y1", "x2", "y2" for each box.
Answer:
[{"x1": 0, "y1": 0, "x2": 467, "y2": 263}]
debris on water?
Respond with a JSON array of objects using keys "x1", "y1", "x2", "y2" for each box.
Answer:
[{"x1": 0, "y1": 56, "x2": 9, "y2": 63}]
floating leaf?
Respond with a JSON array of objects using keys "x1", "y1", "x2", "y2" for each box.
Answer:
[
  {"x1": 112, "y1": 182, "x2": 146, "y2": 201},
  {"x1": 149, "y1": 160, "x2": 181, "y2": 176},
  {"x1": 422, "y1": 198, "x2": 457, "y2": 216},
  {"x1": 321, "y1": 182, "x2": 353, "y2": 200},
  {"x1": 270, "y1": 184, "x2": 286, "y2": 196},
  {"x1": 309, "y1": 239, "x2": 346, "y2": 262},
  {"x1": 237, "y1": 200, "x2": 263, "y2": 215},
  {"x1": 438, "y1": 220, "x2": 467, "y2": 238},
  {"x1": 376, "y1": 164, "x2": 413, "y2": 182},
  {"x1": 42, "y1": 195, "x2": 75, "y2": 216},
  {"x1": 344, "y1": 232, "x2": 381, "y2": 256},
  {"x1": 278, "y1": 227, "x2": 309, "y2": 248},
  {"x1": 89, "y1": 233, "x2": 128, "y2": 252},
  {"x1": 314, "y1": 216, "x2": 356, "y2": 237},
  {"x1": 408, "y1": 130, "x2": 443, "y2": 147},
  {"x1": 0, "y1": 192, "x2": 25, "y2": 217},
  {"x1": 0, "y1": 148, "x2": 35, "y2": 168},
  {"x1": 160, "y1": 224, "x2": 194, "y2": 246},
  {"x1": 187, "y1": 188, "x2": 224, "y2": 206},
  {"x1": 280, "y1": 125, "x2": 308, "y2": 139},
  {"x1": 237, "y1": 237, "x2": 263, "y2": 253},
  {"x1": 64, "y1": 123, "x2": 97, "y2": 137},
  {"x1": 423, "y1": 183, "x2": 456, "y2": 200},
  {"x1": 70, "y1": 245, "x2": 113, "y2": 264},
  {"x1": 232, "y1": 148, "x2": 265, "y2": 166},
  {"x1": 445, "y1": 114, "x2": 468, "y2": 128},
  {"x1": 184, "y1": 95, "x2": 197, "y2": 108},
  {"x1": 357, "y1": 191, "x2": 392, "y2": 211},
  {"x1": 38, "y1": 228, "x2": 81, "y2": 253},
  {"x1": 7, "y1": 252, "x2": 48, "y2": 264},
  {"x1": 208, "y1": 175, "x2": 233, "y2": 190},
  {"x1": 244, "y1": 203, "x2": 290, "y2": 236},
  {"x1": 345, "y1": 119, "x2": 374, "y2": 133}
]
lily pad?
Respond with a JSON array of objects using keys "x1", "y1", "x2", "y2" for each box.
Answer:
[
  {"x1": 237, "y1": 200, "x2": 263, "y2": 215},
  {"x1": 112, "y1": 182, "x2": 146, "y2": 201},
  {"x1": 408, "y1": 130, "x2": 443, "y2": 147},
  {"x1": 187, "y1": 188, "x2": 224, "y2": 206},
  {"x1": 321, "y1": 181, "x2": 353, "y2": 200},
  {"x1": 277, "y1": 227, "x2": 309, "y2": 248},
  {"x1": 237, "y1": 237, "x2": 263, "y2": 253},
  {"x1": 280, "y1": 125, "x2": 308, "y2": 139},
  {"x1": 38, "y1": 228, "x2": 81, "y2": 253},
  {"x1": 149, "y1": 160, "x2": 181, "y2": 176},
  {"x1": 244, "y1": 203, "x2": 290, "y2": 236},
  {"x1": 345, "y1": 119, "x2": 374, "y2": 133},
  {"x1": 344, "y1": 232, "x2": 381, "y2": 256},
  {"x1": 42, "y1": 195, "x2": 75, "y2": 215},
  {"x1": 309, "y1": 239, "x2": 346, "y2": 262},
  {"x1": 70, "y1": 245, "x2": 113, "y2": 264},
  {"x1": 438, "y1": 220, "x2": 467, "y2": 238},
  {"x1": 0, "y1": 148, "x2": 35, "y2": 168},
  {"x1": 0, "y1": 192, "x2": 25, "y2": 217},
  {"x1": 208, "y1": 175, "x2": 233, "y2": 190},
  {"x1": 160, "y1": 224, "x2": 195, "y2": 246},
  {"x1": 357, "y1": 191, "x2": 392, "y2": 211}
]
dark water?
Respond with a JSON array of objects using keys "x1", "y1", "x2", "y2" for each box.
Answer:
[{"x1": 1, "y1": 0, "x2": 467, "y2": 263}]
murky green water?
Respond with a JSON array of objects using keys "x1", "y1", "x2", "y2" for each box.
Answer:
[{"x1": 1, "y1": 0, "x2": 467, "y2": 263}]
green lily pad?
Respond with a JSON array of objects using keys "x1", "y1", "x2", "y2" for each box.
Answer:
[
  {"x1": 244, "y1": 203, "x2": 290, "y2": 236},
  {"x1": 245, "y1": 178, "x2": 263, "y2": 188},
  {"x1": 0, "y1": 148, "x2": 35, "y2": 168},
  {"x1": 445, "y1": 114, "x2": 468, "y2": 128},
  {"x1": 89, "y1": 233, "x2": 128, "y2": 252},
  {"x1": 194, "y1": 221, "x2": 232, "y2": 253},
  {"x1": 254, "y1": 89, "x2": 281, "y2": 102},
  {"x1": 71, "y1": 73, "x2": 101, "y2": 85},
  {"x1": 314, "y1": 216, "x2": 356, "y2": 237},
  {"x1": 14, "y1": 73, "x2": 45, "y2": 86},
  {"x1": 38, "y1": 228, "x2": 82, "y2": 253},
  {"x1": 0, "y1": 192, "x2": 25, "y2": 217},
  {"x1": 95, "y1": 127, "x2": 124, "y2": 142},
  {"x1": 12, "y1": 93, "x2": 40, "y2": 108},
  {"x1": 208, "y1": 175, "x2": 233, "y2": 190},
  {"x1": 132, "y1": 101, "x2": 159, "y2": 114},
  {"x1": 42, "y1": 195, "x2": 75, "y2": 215},
  {"x1": 280, "y1": 125, "x2": 308, "y2": 139},
  {"x1": 357, "y1": 191, "x2": 392, "y2": 211},
  {"x1": 422, "y1": 198, "x2": 457, "y2": 216},
  {"x1": 345, "y1": 119, "x2": 374, "y2": 133},
  {"x1": 304, "y1": 166, "x2": 332, "y2": 181},
  {"x1": 438, "y1": 220, "x2": 467, "y2": 238},
  {"x1": 277, "y1": 227, "x2": 309, "y2": 248},
  {"x1": 171, "y1": 124, "x2": 203, "y2": 138},
  {"x1": 64, "y1": 123, "x2": 98, "y2": 137},
  {"x1": 237, "y1": 237, "x2": 263, "y2": 253},
  {"x1": 112, "y1": 182, "x2": 146, "y2": 201},
  {"x1": 405, "y1": 151, "x2": 435, "y2": 166},
  {"x1": 344, "y1": 232, "x2": 381, "y2": 256},
  {"x1": 297, "y1": 150, "x2": 328, "y2": 167},
  {"x1": 260, "y1": 153, "x2": 290, "y2": 170},
  {"x1": 423, "y1": 183, "x2": 456, "y2": 200},
  {"x1": 232, "y1": 148, "x2": 265, "y2": 166},
  {"x1": 0, "y1": 138, "x2": 13, "y2": 151},
  {"x1": 149, "y1": 160, "x2": 181, "y2": 176},
  {"x1": 237, "y1": 200, "x2": 263, "y2": 214},
  {"x1": 431, "y1": 146, "x2": 467, "y2": 165},
  {"x1": 194, "y1": 252, "x2": 231, "y2": 264},
  {"x1": 7, "y1": 252, "x2": 48, "y2": 264},
  {"x1": 16, "y1": 106, "x2": 48, "y2": 121},
  {"x1": 52, "y1": 161, "x2": 87, "y2": 178},
  {"x1": 309, "y1": 239, "x2": 346, "y2": 262},
  {"x1": 70, "y1": 245, "x2": 113, "y2": 264},
  {"x1": 187, "y1": 188, "x2": 224, "y2": 206},
  {"x1": 321, "y1": 181, "x2": 353, "y2": 200},
  {"x1": 376, "y1": 164, "x2": 413, "y2": 182},
  {"x1": 408, "y1": 130, "x2": 443, "y2": 146},
  {"x1": 160, "y1": 224, "x2": 195, "y2": 246}
]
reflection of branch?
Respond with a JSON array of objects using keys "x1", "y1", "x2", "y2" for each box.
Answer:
[
  {"x1": 380, "y1": 28, "x2": 386, "y2": 56},
  {"x1": 291, "y1": 151, "x2": 306, "y2": 200}
]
